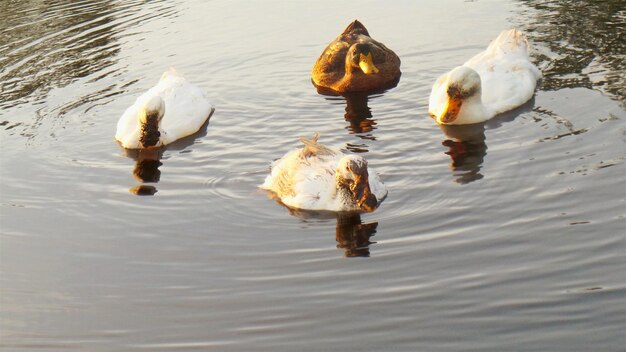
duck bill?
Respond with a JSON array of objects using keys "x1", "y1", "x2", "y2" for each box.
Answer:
[
  {"x1": 358, "y1": 53, "x2": 379, "y2": 74},
  {"x1": 353, "y1": 175, "x2": 378, "y2": 212},
  {"x1": 438, "y1": 96, "x2": 463, "y2": 124}
]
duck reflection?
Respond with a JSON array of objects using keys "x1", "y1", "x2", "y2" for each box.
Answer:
[
  {"x1": 343, "y1": 92, "x2": 377, "y2": 136},
  {"x1": 122, "y1": 146, "x2": 164, "y2": 196},
  {"x1": 335, "y1": 212, "x2": 378, "y2": 257},
  {"x1": 132, "y1": 149, "x2": 163, "y2": 183},
  {"x1": 321, "y1": 92, "x2": 383, "y2": 153},
  {"x1": 436, "y1": 96, "x2": 538, "y2": 184},
  {"x1": 439, "y1": 123, "x2": 487, "y2": 184},
  {"x1": 120, "y1": 119, "x2": 210, "y2": 195},
  {"x1": 279, "y1": 206, "x2": 379, "y2": 257}
]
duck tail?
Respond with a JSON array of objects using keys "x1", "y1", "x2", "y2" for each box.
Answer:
[
  {"x1": 488, "y1": 29, "x2": 530, "y2": 56},
  {"x1": 160, "y1": 67, "x2": 183, "y2": 81},
  {"x1": 342, "y1": 19, "x2": 370, "y2": 36},
  {"x1": 299, "y1": 133, "x2": 335, "y2": 157}
]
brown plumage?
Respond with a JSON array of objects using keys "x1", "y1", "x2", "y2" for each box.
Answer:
[{"x1": 311, "y1": 20, "x2": 401, "y2": 94}]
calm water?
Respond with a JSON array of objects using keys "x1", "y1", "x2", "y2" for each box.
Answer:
[{"x1": 1, "y1": 0, "x2": 625, "y2": 351}]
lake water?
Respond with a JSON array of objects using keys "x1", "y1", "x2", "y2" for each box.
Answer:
[{"x1": 1, "y1": 0, "x2": 625, "y2": 351}]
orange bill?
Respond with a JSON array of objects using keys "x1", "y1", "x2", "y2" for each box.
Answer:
[
  {"x1": 438, "y1": 96, "x2": 463, "y2": 124},
  {"x1": 354, "y1": 174, "x2": 377, "y2": 212}
]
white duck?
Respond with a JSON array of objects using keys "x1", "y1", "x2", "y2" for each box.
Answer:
[
  {"x1": 116, "y1": 68, "x2": 214, "y2": 149},
  {"x1": 428, "y1": 29, "x2": 541, "y2": 125},
  {"x1": 261, "y1": 133, "x2": 387, "y2": 212}
]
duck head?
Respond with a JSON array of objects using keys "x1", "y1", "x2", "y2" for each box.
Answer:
[
  {"x1": 138, "y1": 96, "x2": 165, "y2": 148},
  {"x1": 346, "y1": 43, "x2": 379, "y2": 75},
  {"x1": 336, "y1": 155, "x2": 378, "y2": 212},
  {"x1": 437, "y1": 66, "x2": 481, "y2": 124}
]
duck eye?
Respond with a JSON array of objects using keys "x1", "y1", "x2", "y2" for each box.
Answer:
[{"x1": 447, "y1": 86, "x2": 462, "y2": 98}]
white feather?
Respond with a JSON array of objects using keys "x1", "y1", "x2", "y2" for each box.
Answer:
[
  {"x1": 260, "y1": 140, "x2": 387, "y2": 212},
  {"x1": 115, "y1": 68, "x2": 214, "y2": 149},
  {"x1": 428, "y1": 29, "x2": 541, "y2": 125}
]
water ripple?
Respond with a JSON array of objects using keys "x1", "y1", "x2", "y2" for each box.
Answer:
[
  {"x1": 1, "y1": 1, "x2": 625, "y2": 351},
  {"x1": 0, "y1": 0, "x2": 178, "y2": 112}
]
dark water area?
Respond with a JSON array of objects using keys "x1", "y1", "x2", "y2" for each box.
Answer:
[
  {"x1": 517, "y1": 0, "x2": 626, "y2": 101},
  {"x1": 1, "y1": 0, "x2": 625, "y2": 351}
]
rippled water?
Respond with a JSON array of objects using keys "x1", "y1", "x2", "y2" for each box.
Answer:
[{"x1": 1, "y1": 0, "x2": 625, "y2": 351}]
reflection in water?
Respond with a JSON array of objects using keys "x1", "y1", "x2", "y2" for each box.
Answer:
[
  {"x1": 335, "y1": 213, "x2": 378, "y2": 258},
  {"x1": 120, "y1": 118, "x2": 211, "y2": 195},
  {"x1": 129, "y1": 185, "x2": 158, "y2": 196},
  {"x1": 437, "y1": 97, "x2": 536, "y2": 184},
  {"x1": 344, "y1": 93, "x2": 378, "y2": 153},
  {"x1": 518, "y1": 0, "x2": 625, "y2": 103},
  {"x1": 126, "y1": 148, "x2": 164, "y2": 183},
  {"x1": 270, "y1": 203, "x2": 379, "y2": 257},
  {"x1": 343, "y1": 93, "x2": 377, "y2": 136},
  {"x1": 122, "y1": 147, "x2": 164, "y2": 195},
  {"x1": 439, "y1": 123, "x2": 487, "y2": 184},
  {"x1": 321, "y1": 92, "x2": 384, "y2": 153},
  {"x1": 134, "y1": 158, "x2": 163, "y2": 183}
]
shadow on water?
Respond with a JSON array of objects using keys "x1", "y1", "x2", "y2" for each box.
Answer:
[
  {"x1": 120, "y1": 118, "x2": 211, "y2": 196},
  {"x1": 517, "y1": 0, "x2": 625, "y2": 103}
]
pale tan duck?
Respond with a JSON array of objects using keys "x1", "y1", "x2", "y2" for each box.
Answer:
[{"x1": 261, "y1": 133, "x2": 387, "y2": 212}]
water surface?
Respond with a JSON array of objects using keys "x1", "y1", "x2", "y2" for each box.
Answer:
[{"x1": 1, "y1": 0, "x2": 625, "y2": 351}]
